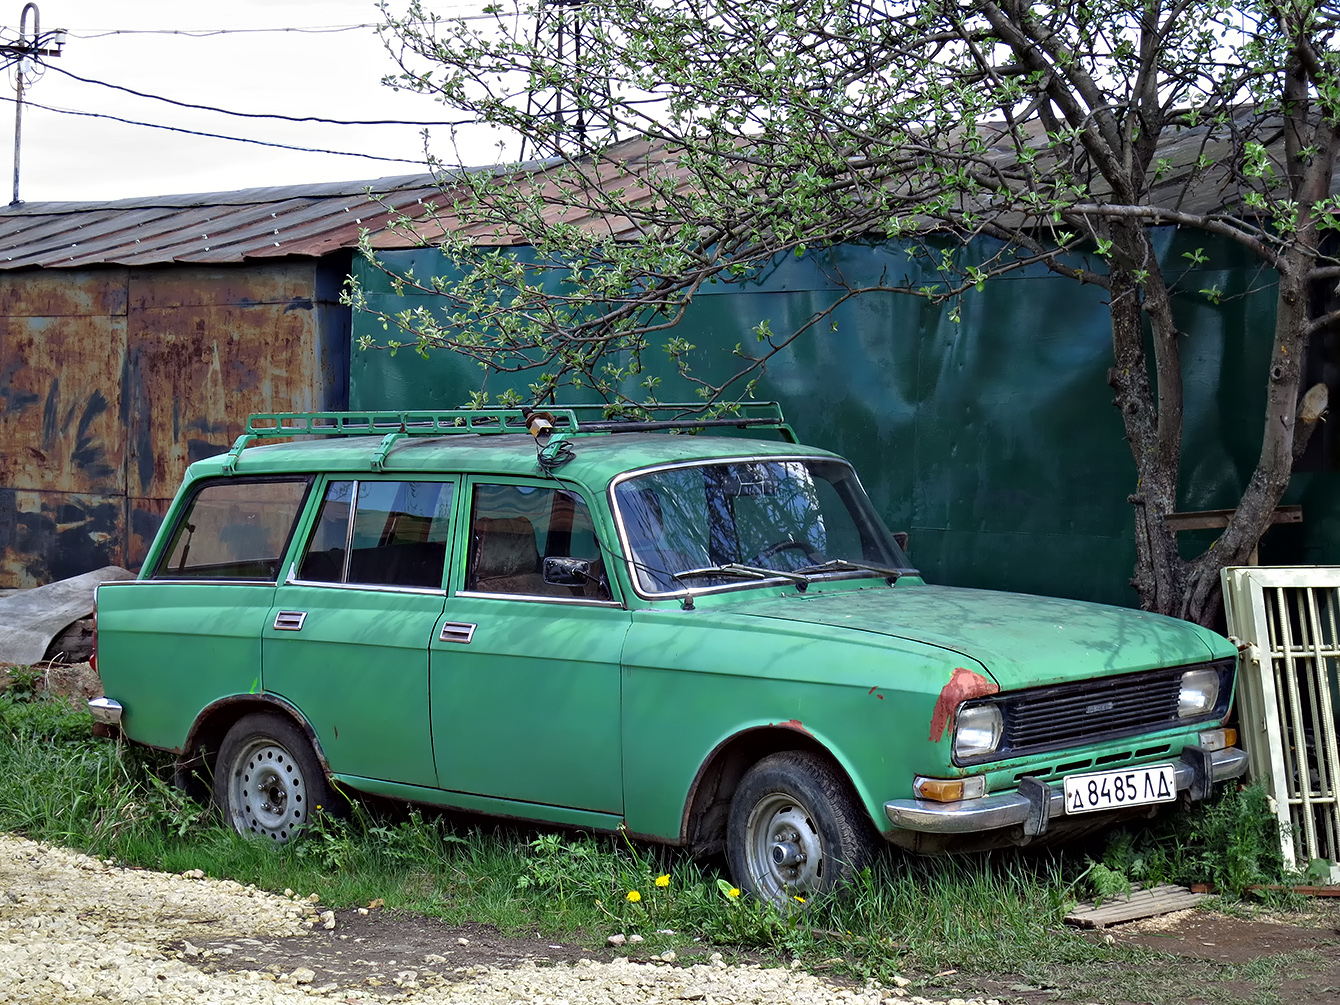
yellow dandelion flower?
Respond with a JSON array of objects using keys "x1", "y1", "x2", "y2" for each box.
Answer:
[
  {"x1": 626, "y1": 890, "x2": 642, "y2": 903},
  {"x1": 655, "y1": 874, "x2": 670, "y2": 888},
  {"x1": 793, "y1": 896, "x2": 806, "y2": 904},
  {"x1": 727, "y1": 887, "x2": 741, "y2": 898}
]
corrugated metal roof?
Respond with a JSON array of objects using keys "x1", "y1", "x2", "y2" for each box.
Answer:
[
  {"x1": 0, "y1": 140, "x2": 694, "y2": 270},
  {"x1": 0, "y1": 120, "x2": 1315, "y2": 271},
  {"x1": 0, "y1": 174, "x2": 453, "y2": 270}
]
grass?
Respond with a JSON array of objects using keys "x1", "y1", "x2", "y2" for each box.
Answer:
[{"x1": 0, "y1": 684, "x2": 1322, "y2": 1004}]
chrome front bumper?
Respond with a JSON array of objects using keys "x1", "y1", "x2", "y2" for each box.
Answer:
[{"x1": 884, "y1": 745, "x2": 1248, "y2": 837}]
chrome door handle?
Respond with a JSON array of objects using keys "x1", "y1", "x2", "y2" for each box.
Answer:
[
  {"x1": 439, "y1": 622, "x2": 476, "y2": 644},
  {"x1": 274, "y1": 610, "x2": 308, "y2": 631}
]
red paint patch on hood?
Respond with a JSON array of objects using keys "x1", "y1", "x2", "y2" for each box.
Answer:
[{"x1": 929, "y1": 667, "x2": 999, "y2": 743}]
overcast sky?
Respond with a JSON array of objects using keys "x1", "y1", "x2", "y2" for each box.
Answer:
[{"x1": 3, "y1": 0, "x2": 511, "y2": 203}]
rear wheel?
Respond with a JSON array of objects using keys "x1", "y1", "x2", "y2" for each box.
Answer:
[
  {"x1": 726, "y1": 750, "x2": 879, "y2": 904},
  {"x1": 214, "y1": 713, "x2": 330, "y2": 842}
]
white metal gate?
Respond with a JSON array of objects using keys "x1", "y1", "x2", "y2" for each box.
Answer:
[{"x1": 1222, "y1": 566, "x2": 1340, "y2": 878}]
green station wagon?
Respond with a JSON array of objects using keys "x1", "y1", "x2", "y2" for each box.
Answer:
[{"x1": 89, "y1": 405, "x2": 1246, "y2": 904}]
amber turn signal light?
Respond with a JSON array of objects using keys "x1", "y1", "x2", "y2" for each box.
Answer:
[
  {"x1": 1197, "y1": 727, "x2": 1238, "y2": 751},
  {"x1": 913, "y1": 775, "x2": 988, "y2": 802}
]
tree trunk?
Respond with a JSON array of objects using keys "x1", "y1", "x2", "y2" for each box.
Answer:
[
  {"x1": 1105, "y1": 227, "x2": 1193, "y2": 619},
  {"x1": 1175, "y1": 109, "x2": 1340, "y2": 627}
]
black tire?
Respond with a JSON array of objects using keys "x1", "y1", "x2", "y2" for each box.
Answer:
[
  {"x1": 214, "y1": 713, "x2": 331, "y2": 843},
  {"x1": 726, "y1": 750, "x2": 879, "y2": 904}
]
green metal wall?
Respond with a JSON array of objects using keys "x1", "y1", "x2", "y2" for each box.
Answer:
[{"x1": 350, "y1": 230, "x2": 1331, "y2": 609}]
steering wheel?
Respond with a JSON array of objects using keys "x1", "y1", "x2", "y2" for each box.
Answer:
[{"x1": 753, "y1": 539, "x2": 823, "y2": 566}]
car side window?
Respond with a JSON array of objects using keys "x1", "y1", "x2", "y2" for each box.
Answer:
[
  {"x1": 466, "y1": 483, "x2": 610, "y2": 600},
  {"x1": 298, "y1": 480, "x2": 454, "y2": 589},
  {"x1": 156, "y1": 478, "x2": 311, "y2": 581}
]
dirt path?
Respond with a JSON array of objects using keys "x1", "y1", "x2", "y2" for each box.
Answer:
[
  {"x1": 6, "y1": 830, "x2": 1339, "y2": 1004},
  {"x1": 0, "y1": 834, "x2": 977, "y2": 1005}
]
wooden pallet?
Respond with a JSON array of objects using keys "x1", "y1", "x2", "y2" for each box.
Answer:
[{"x1": 1065, "y1": 883, "x2": 1208, "y2": 929}]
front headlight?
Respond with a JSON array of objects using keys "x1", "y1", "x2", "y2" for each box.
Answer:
[
  {"x1": 1178, "y1": 668, "x2": 1221, "y2": 718},
  {"x1": 954, "y1": 703, "x2": 1003, "y2": 760}
]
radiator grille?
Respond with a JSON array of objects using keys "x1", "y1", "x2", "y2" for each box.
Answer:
[{"x1": 958, "y1": 659, "x2": 1235, "y2": 765}]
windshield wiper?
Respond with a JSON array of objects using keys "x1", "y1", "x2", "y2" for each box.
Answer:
[
  {"x1": 795, "y1": 559, "x2": 916, "y2": 581},
  {"x1": 672, "y1": 563, "x2": 811, "y2": 586}
]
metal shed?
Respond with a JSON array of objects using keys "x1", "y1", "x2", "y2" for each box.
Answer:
[{"x1": 0, "y1": 175, "x2": 443, "y2": 588}]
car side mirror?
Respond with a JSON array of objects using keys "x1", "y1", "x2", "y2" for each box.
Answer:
[
  {"x1": 543, "y1": 556, "x2": 593, "y2": 586},
  {"x1": 893, "y1": 532, "x2": 909, "y2": 552}
]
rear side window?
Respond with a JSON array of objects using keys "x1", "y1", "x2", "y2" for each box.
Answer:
[
  {"x1": 298, "y1": 480, "x2": 454, "y2": 589},
  {"x1": 156, "y1": 478, "x2": 311, "y2": 581}
]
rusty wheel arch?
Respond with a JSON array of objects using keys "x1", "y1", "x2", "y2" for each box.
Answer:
[
  {"x1": 680, "y1": 725, "x2": 839, "y2": 859},
  {"x1": 176, "y1": 694, "x2": 332, "y2": 799}
]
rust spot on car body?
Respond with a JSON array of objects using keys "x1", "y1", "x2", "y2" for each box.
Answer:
[
  {"x1": 929, "y1": 667, "x2": 999, "y2": 743},
  {"x1": 777, "y1": 719, "x2": 812, "y2": 735}
]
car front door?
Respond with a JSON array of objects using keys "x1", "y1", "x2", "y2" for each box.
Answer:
[{"x1": 429, "y1": 478, "x2": 628, "y2": 815}]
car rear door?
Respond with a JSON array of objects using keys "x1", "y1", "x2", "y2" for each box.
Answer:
[{"x1": 262, "y1": 477, "x2": 455, "y2": 788}]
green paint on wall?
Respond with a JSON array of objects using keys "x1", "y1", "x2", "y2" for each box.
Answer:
[{"x1": 349, "y1": 231, "x2": 1330, "y2": 609}]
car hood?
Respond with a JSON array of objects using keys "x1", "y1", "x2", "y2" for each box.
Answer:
[{"x1": 726, "y1": 582, "x2": 1230, "y2": 690}]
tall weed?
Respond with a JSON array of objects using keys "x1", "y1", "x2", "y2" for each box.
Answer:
[{"x1": 1098, "y1": 785, "x2": 1285, "y2": 896}]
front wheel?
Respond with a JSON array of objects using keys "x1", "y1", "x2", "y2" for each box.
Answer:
[
  {"x1": 726, "y1": 751, "x2": 879, "y2": 904},
  {"x1": 214, "y1": 713, "x2": 331, "y2": 842}
]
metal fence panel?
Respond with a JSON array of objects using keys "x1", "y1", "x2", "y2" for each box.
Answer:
[{"x1": 1222, "y1": 566, "x2": 1340, "y2": 878}]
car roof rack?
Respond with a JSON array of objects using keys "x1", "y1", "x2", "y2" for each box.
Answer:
[{"x1": 221, "y1": 403, "x2": 797, "y2": 473}]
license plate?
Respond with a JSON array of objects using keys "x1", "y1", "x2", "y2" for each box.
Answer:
[{"x1": 1063, "y1": 764, "x2": 1178, "y2": 814}]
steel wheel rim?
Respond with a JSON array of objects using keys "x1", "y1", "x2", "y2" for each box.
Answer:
[
  {"x1": 228, "y1": 739, "x2": 306, "y2": 842},
  {"x1": 744, "y1": 792, "x2": 823, "y2": 902}
]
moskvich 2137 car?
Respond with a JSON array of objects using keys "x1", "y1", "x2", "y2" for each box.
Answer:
[{"x1": 88, "y1": 404, "x2": 1245, "y2": 904}]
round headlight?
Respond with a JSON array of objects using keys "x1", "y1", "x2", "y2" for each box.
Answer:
[
  {"x1": 1178, "y1": 668, "x2": 1221, "y2": 718},
  {"x1": 954, "y1": 703, "x2": 1003, "y2": 760}
]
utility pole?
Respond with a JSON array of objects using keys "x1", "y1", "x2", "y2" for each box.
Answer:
[
  {"x1": 0, "y1": 3, "x2": 65, "y2": 205},
  {"x1": 519, "y1": 0, "x2": 613, "y2": 163}
]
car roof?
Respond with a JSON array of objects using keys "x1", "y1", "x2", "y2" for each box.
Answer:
[{"x1": 186, "y1": 431, "x2": 841, "y2": 490}]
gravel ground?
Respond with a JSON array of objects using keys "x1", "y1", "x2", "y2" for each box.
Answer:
[{"x1": 0, "y1": 834, "x2": 1000, "y2": 1005}]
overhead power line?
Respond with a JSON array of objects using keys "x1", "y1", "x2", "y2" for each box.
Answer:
[
  {"x1": 67, "y1": 24, "x2": 376, "y2": 38},
  {"x1": 65, "y1": 11, "x2": 508, "y2": 39},
  {"x1": 0, "y1": 94, "x2": 430, "y2": 165},
  {"x1": 47, "y1": 65, "x2": 475, "y2": 126}
]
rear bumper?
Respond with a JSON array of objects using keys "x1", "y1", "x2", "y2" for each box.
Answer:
[
  {"x1": 883, "y1": 745, "x2": 1248, "y2": 836},
  {"x1": 87, "y1": 696, "x2": 123, "y2": 739},
  {"x1": 87, "y1": 696, "x2": 123, "y2": 726}
]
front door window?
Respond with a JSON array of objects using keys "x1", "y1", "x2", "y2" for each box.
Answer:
[{"x1": 465, "y1": 483, "x2": 609, "y2": 600}]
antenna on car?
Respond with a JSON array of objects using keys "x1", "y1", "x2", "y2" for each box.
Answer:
[
  {"x1": 523, "y1": 408, "x2": 556, "y2": 445},
  {"x1": 523, "y1": 407, "x2": 576, "y2": 472}
]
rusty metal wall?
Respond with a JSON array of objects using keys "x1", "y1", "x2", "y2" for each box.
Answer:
[{"x1": 0, "y1": 258, "x2": 349, "y2": 588}]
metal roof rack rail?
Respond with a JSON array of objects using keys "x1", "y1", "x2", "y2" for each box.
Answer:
[
  {"x1": 552, "y1": 402, "x2": 796, "y2": 440},
  {"x1": 220, "y1": 403, "x2": 796, "y2": 473}
]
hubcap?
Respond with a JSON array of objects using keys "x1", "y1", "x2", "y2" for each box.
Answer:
[
  {"x1": 228, "y1": 739, "x2": 305, "y2": 842},
  {"x1": 772, "y1": 839, "x2": 805, "y2": 867},
  {"x1": 745, "y1": 794, "x2": 823, "y2": 902}
]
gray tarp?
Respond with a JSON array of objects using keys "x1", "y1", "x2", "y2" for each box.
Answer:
[{"x1": 0, "y1": 566, "x2": 133, "y2": 665}]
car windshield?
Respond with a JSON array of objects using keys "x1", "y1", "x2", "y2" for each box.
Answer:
[{"x1": 612, "y1": 458, "x2": 913, "y2": 595}]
